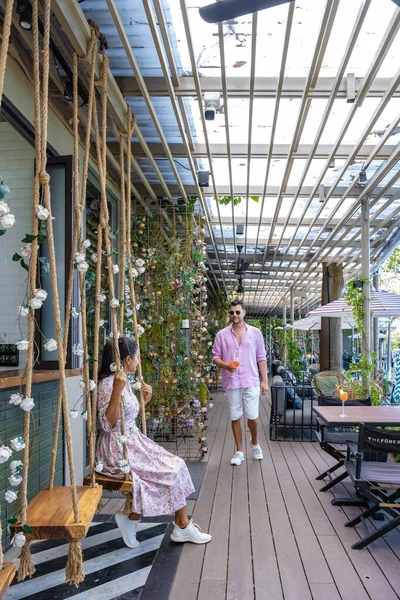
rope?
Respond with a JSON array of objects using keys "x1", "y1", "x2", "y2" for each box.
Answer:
[
  {"x1": 49, "y1": 30, "x2": 97, "y2": 487},
  {"x1": 118, "y1": 133, "x2": 127, "y2": 333},
  {"x1": 0, "y1": 0, "x2": 13, "y2": 105},
  {"x1": 125, "y1": 109, "x2": 147, "y2": 435}
]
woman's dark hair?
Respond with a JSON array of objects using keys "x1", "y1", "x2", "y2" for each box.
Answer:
[{"x1": 98, "y1": 336, "x2": 138, "y2": 380}]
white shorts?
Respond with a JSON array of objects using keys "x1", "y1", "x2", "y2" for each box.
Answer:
[{"x1": 225, "y1": 386, "x2": 260, "y2": 421}]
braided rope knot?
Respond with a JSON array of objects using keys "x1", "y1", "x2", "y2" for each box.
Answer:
[{"x1": 40, "y1": 172, "x2": 50, "y2": 185}]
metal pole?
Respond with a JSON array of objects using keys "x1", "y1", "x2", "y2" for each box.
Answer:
[
  {"x1": 290, "y1": 288, "x2": 294, "y2": 340},
  {"x1": 361, "y1": 197, "x2": 371, "y2": 392},
  {"x1": 282, "y1": 296, "x2": 287, "y2": 365},
  {"x1": 373, "y1": 271, "x2": 379, "y2": 376},
  {"x1": 388, "y1": 318, "x2": 392, "y2": 381},
  {"x1": 268, "y1": 316, "x2": 272, "y2": 375}
]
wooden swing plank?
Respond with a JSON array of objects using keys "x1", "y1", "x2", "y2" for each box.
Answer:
[
  {"x1": 83, "y1": 473, "x2": 133, "y2": 493},
  {"x1": 0, "y1": 562, "x2": 16, "y2": 600},
  {"x1": 11, "y1": 486, "x2": 103, "y2": 541}
]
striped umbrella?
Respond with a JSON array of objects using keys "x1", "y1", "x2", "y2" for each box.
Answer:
[
  {"x1": 393, "y1": 352, "x2": 400, "y2": 404},
  {"x1": 309, "y1": 290, "x2": 400, "y2": 319}
]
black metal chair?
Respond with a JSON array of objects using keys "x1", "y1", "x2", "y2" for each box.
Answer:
[
  {"x1": 315, "y1": 395, "x2": 371, "y2": 492},
  {"x1": 344, "y1": 423, "x2": 400, "y2": 549}
]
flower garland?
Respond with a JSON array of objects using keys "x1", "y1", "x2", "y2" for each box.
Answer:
[{"x1": 0, "y1": 174, "x2": 15, "y2": 235}]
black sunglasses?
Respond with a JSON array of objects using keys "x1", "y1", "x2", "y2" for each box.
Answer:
[{"x1": 229, "y1": 310, "x2": 241, "y2": 315}]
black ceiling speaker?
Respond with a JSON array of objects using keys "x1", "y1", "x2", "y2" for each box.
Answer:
[{"x1": 199, "y1": 0, "x2": 294, "y2": 23}]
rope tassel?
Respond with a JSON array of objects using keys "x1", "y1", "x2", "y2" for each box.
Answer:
[
  {"x1": 122, "y1": 491, "x2": 133, "y2": 516},
  {"x1": 65, "y1": 540, "x2": 84, "y2": 587},
  {"x1": 17, "y1": 542, "x2": 36, "y2": 582}
]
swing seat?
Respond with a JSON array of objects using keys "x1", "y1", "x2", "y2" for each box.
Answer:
[
  {"x1": 0, "y1": 562, "x2": 16, "y2": 600},
  {"x1": 83, "y1": 473, "x2": 133, "y2": 494},
  {"x1": 10, "y1": 486, "x2": 102, "y2": 541}
]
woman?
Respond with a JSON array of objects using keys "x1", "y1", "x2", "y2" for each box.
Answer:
[{"x1": 97, "y1": 336, "x2": 211, "y2": 548}]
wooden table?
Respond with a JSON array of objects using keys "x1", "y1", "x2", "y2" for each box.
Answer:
[
  {"x1": 313, "y1": 405, "x2": 400, "y2": 507},
  {"x1": 313, "y1": 405, "x2": 400, "y2": 427}
]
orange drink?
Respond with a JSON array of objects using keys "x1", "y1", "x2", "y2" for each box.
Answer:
[{"x1": 229, "y1": 361, "x2": 240, "y2": 368}]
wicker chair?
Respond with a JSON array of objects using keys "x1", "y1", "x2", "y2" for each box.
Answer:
[{"x1": 312, "y1": 371, "x2": 346, "y2": 398}]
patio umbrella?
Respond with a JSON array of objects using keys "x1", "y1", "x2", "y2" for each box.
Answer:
[
  {"x1": 309, "y1": 290, "x2": 400, "y2": 319},
  {"x1": 290, "y1": 315, "x2": 355, "y2": 330}
]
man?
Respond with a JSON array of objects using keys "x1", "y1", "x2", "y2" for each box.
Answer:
[{"x1": 212, "y1": 299, "x2": 268, "y2": 466}]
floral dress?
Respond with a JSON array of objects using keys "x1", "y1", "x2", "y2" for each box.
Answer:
[{"x1": 96, "y1": 375, "x2": 195, "y2": 517}]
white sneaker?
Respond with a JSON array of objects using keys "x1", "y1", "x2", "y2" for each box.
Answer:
[
  {"x1": 252, "y1": 444, "x2": 263, "y2": 460},
  {"x1": 230, "y1": 451, "x2": 245, "y2": 466},
  {"x1": 115, "y1": 512, "x2": 140, "y2": 548},
  {"x1": 170, "y1": 520, "x2": 211, "y2": 544}
]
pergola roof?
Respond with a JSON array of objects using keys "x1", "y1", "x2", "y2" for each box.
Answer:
[{"x1": 51, "y1": 0, "x2": 400, "y2": 314}]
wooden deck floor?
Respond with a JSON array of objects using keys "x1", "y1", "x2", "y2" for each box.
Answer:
[{"x1": 169, "y1": 391, "x2": 400, "y2": 600}]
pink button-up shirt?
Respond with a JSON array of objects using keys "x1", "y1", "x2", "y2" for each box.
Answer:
[{"x1": 212, "y1": 323, "x2": 267, "y2": 391}]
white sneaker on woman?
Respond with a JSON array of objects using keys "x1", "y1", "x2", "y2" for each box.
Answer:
[
  {"x1": 115, "y1": 512, "x2": 140, "y2": 548},
  {"x1": 170, "y1": 520, "x2": 212, "y2": 544}
]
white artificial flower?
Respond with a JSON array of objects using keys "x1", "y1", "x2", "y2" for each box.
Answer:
[
  {"x1": 9, "y1": 393, "x2": 22, "y2": 406},
  {"x1": 89, "y1": 380, "x2": 96, "y2": 391},
  {"x1": 198, "y1": 355, "x2": 204, "y2": 360},
  {"x1": 16, "y1": 339, "x2": 29, "y2": 351},
  {"x1": 34, "y1": 288, "x2": 48, "y2": 301},
  {"x1": 71, "y1": 307, "x2": 80, "y2": 319},
  {"x1": 20, "y1": 244, "x2": 32, "y2": 258},
  {"x1": 132, "y1": 381, "x2": 141, "y2": 391},
  {"x1": 75, "y1": 252, "x2": 85, "y2": 264},
  {"x1": 112, "y1": 264, "x2": 119, "y2": 274},
  {"x1": 207, "y1": 341, "x2": 213, "y2": 347},
  {"x1": 138, "y1": 266, "x2": 145, "y2": 274},
  {"x1": 5, "y1": 490, "x2": 18, "y2": 504},
  {"x1": 0, "y1": 201, "x2": 10, "y2": 216},
  {"x1": 79, "y1": 380, "x2": 86, "y2": 389},
  {"x1": 73, "y1": 344, "x2": 84, "y2": 357},
  {"x1": 9, "y1": 473, "x2": 22, "y2": 487},
  {"x1": 82, "y1": 239, "x2": 91, "y2": 249},
  {"x1": 81, "y1": 410, "x2": 88, "y2": 421},
  {"x1": 130, "y1": 268, "x2": 139, "y2": 278},
  {"x1": 98, "y1": 319, "x2": 106, "y2": 328},
  {"x1": 0, "y1": 446, "x2": 13, "y2": 464},
  {"x1": 69, "y1": 409, "x2": 79, "y2": 419},
  {"x1": 77, "y1": 261, "x2": 89, "y2": 273},
  {"x1": 10, "y1": 460, "x2": 23, "y2": 473},
  {"x1": 110, "y1": 362, "x2": 117, "y2": 372},
  {"x1": 135, "y1": 303, "x2": 141, "y2": 310},
  {"x1": 201, "y1": 437, "x2": 206, "y2": 442},
  {"x1": 0, "y1": 213, "x2": 15, "y2": 229},
  {"x1": 36, "y1": 205, "x2": 49, "y2": 220},
  {"x1": 118, "y1": 435, "x2": 127, "y2": 445},
  {"x1": 201, "y1": 407, "x2": 208, "y2": 413},
  {"x1": 91, "y1": 253, "x2": 98, "y2": 263},
  {"x1": 198, "y1": 422, "x2": 204, "y2": 429},
  {"x1": 118, "y1": 459, "x2": 130, "y2": 474},
  {"x1": 95, "y1": 461, "x2": 104, "y2": 473},
  {"x1": 17, "y1": 305, "x2": 29, "y2": 317},
  {"x1": 201, "y1": 286, "x2": 207, "y2": 291},
  {"x1": 137, "y1": 325, "x2": 144, "y2": 337},
  {"x1": 135, "y1": 258, "x2": 144, "y2": 267},
  {"x1": 10, "y1": 437, "x2": 25, "y2": 451},
  {"x1": 44, "y1": 338, "x2": 57, "y2": 352},
  {"x1": 96, "y1": 293, "x2": 106, "y2": 303},
  {"x1": 110, "y1": 297, "x2": 119, "y2": 308},
  {"x1": 209, "y1": 403, "x2": 214, "y2": 409},
  {"x1": 12, "y1": 532, "x2": 26, "y2": 548},
  {"x1": 20, "y1": 397, "x2": 35, "y2": 412},
  {"x1": 28, "y1": 297, "x2": 43, "y2": 310}
]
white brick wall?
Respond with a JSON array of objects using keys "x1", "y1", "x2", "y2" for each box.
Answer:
[{"x1": 0, "y1": 122, "x2": 35, "y2": 370}]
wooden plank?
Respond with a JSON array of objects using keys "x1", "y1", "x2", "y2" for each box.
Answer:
[
  {"x1": 227, "y1": 426, "x2": 254, "y2": 600},
  {"x1": 258, "y1": 402, "x2": 312, "y2": 600},
  {"x1": 11, "y1": 486, "x2": 102, "y2": 541},
  {"x1": 247, "y1": 442, "x2": 283, "y2": 600},
  {"x1": 170, "y1": 396, "x2": 230, "y2": 600},
  {"x1": 309, "y1": 583, "x2": 341, "y2": 600},
  {"x1": 83, "y1": 473, "x2": 133, "y2": 493},
  {"x1": 98, "y1": 497, "x2": 125, "y2": 514},
  {"x1": 0, "y1": 562, "x2": 16, "y2": 600},
  {"x1": 0, "y1": 369, "x2": 81, "y2": 390},
  {"x1": 198, "y1": 411, "x2": 233, "y2": 599}
]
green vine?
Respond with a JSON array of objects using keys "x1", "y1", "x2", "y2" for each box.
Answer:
[{"x1": 215, "y1": 195, "x2": 259, "y2": 206}]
